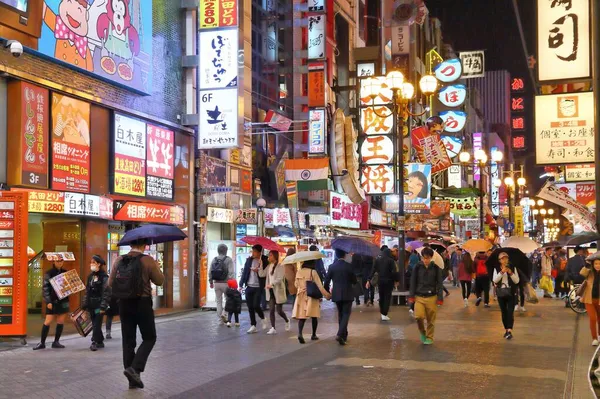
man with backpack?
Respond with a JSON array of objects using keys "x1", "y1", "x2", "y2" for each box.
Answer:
[
  {"x1": 108, "y1": 238, "x2": 164, "y2": 390},
  {"x1": 474, "y1": 251, "x2": 491, "y2": 308},
  {"x1": 209, "y1": 244, "x2": 235, "y2": 323}
]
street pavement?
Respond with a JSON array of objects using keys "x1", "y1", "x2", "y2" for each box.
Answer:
[{"x1": 0, "y1": 284, "x2": 595, "y2": 399}]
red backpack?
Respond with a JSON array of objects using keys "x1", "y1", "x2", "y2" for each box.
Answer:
[{"x1": 476, "y1": 258, "x2": 488, "y2": 276}]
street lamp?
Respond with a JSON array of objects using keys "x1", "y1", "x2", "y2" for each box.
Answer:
[
  {"x1": 537, "y1": 199, "x2": 545, "y2": 206},
  {"x1": 256, "y1": 198, "x2": 267, "y2": 236}
]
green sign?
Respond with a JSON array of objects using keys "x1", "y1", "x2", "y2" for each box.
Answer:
[{"x1": 0, "y1": 297, "x2": 12, "y2": 305}]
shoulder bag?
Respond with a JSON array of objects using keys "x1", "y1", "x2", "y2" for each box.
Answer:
[
  {"x1": 496, "y1": 274, "x2": 512, "y2": 299},
  {"x1": 306, "y1": 270, "x2": 324, "y2": 299}
]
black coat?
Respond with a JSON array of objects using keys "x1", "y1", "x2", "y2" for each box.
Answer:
[
  {"x1": 324, "y1": 259, "x2": 357, "y2": 302},
  {"x1": 42, "y1": 266, "x2": 69, "y2": 306},
  {"x1": 82, "y1": 270, "x2": 111, "y2": 310},
  {"x1": 225, "y1": 288, "x2": 242, "y2": 313},
  {"x1": 239, "y1": 255, "x2": 269, "y2": 288},
  {"x1": 315, "y1": 259, "x2": 326, "y2": 281},
  {"x1": 370, "y1": 249, "x2": 397, "y2": 284}
]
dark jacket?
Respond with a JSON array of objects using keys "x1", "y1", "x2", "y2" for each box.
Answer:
[
  {"x1": 567, "y1": 254, "x2": 586, "y2": 283},
  {"x1": 410, "y1": 261, "x2": 443, "y2": 301},
  {"x1": 370, "y1": 248, "x2": 397, "y2": 284},
  {"x1": 240, "y1": 255, "x2": 269, "y2": 288},
  {"x1": 315, "y1": 258, "x2": 326, "y2": 281},
  {"x1": 225, "y1": 288, "x2": 243, "y2": 313},
  {"x1": 362, "y1": 256, "x2": 374, "y2": 279},
  {"x1": 82, "y1": 270, "x2": 111, "y2": 310},
  {"x1": 324, "y1": 258, "x2": 357, "y2": 302},
  {"x1": 351, "y1": 254, "x2": 363, "y2": 278},
  {"x1": 42, "y1": 266, "x2": 69, "y2": 306}
]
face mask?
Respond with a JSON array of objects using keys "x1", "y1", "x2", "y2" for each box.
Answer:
[{"x1": 90, "y1": 265, "x2": 99, "y2": 272}]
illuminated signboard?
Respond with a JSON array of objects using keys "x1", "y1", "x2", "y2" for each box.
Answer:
[
  {"x1": 439, "y1": 110, "x2": 467, "y2": 133},
  {"x1": 437, "y1": 84, "x2": 467, "y2": 107},
  {"x1": 113, "y1": 201, "x2": 185, "y2": 225},
  {"x1": 113, "y1": 113, "x2": 147, "y2": 197},
  {"x1": 433, "y1": 58, "x2": 462, "y2": 83},
  {"x1": 199, "y1": 0, "x2": 238, "y2": 29},
  {"x1": 512, "y1": 135, "x2": 526, "y2": 150},
  {"x1": 511, "y1": 97, "x2": 525, "y2": 112},
  {"x1": 146, "y1": 124, "x2": 175, "y2": 200},
  {"x1": 309, "y1": 109, "x2": 326, "y2": 154}
]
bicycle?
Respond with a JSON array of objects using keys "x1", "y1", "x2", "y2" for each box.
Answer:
[{"x1": 566, "y1": 283, "x2": 586, "y2": 314}]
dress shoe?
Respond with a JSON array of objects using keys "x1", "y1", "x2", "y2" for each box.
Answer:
[
  {"x1": 124, "y1": 367, "x2": 144, "y2": 389},
  {"x1": 51, "y1": 342, "x2": 65, "y2": 349},
  {"x1": 32, "y1": 343, "x2": 46, "y2": 351}
]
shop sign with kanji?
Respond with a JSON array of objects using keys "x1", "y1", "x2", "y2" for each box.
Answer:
[
  {"x1": 114, "y1": 113, "x2": 147, "y2": 197},
  {"x1": 411, "y1": 127, "x2": 452, "y2": 174},
  {"x1": 433, "y1": 58, "x2": 462, "y2": 83},
  {"x1": 146, "y1": 124, "x2": 174, "y2": 200},
  {"x1": 458, "y1": 51, "x2": 485, "y2": 79},
  {"x1": 330, "y1": 192, "x2": 362, "y2": 228},
  {"x1": 207, "y1": 207, "x2": 234, "y2": 224},
  {"x1": 439, "y1": 110, "x2": 467, "y2": 133},
  {"x1": 199, "y1": 0, "x2": 238, "y2": 29},
  {"x1": 565, "y1": 163, "x2": 595, "y2": 182},
  {"x1": 234, "y1": 209, "x2": 257, "y2": 224},
  {"x1": 437, "y1": 84, "x2": 466, "y2": 108},
  {"x1": 448, "y1": 196, "x2": 479, "y2": 217},
  {"x1": 113, "y1": 201, "x2": 185, "y2": 225}
]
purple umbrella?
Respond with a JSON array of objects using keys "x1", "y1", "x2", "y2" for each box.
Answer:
[
  {"x1": 331, "y1": 236, "x2": 380, "y2": 257},
  {"x1": 118, "y1": 224, "x2": 187, "y2": 246},
  {"x1": 407, "y1": 240, "x2": 424, "y2": 250}
]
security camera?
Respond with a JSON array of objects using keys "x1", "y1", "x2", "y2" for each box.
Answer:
[{"x1": 5, "y1": 40, "x2": 23, "y2": 58}]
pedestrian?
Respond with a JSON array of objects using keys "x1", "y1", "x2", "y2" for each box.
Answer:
[
  {"x1": 284, "y1": 248, "x2": 298, "y2": 302},
  {"x1": 224, "y1": 279, "x2": 242, "y2": 328},
  {"x1": 441, "y1": 250, "x2": 451, "y2": 297},
  {"x1": 33, "y1": 255, "x2": 69, "y2": 350},
  {"x1": 292, "y1": 259, "x2": 331, "y2": 344},
  {"x1": 530, "y1": 249, "x2": 542, "y2": 288},
  {"x1": 82, "y1": 255, "x2": 111, "y2": 351},
  {"x1": 209, "y1": 244, "x2": 235, "y2": 323},
  {"x1": 458, "y1": 251, "x2": 474, "y2": 307},
  {"x1": 540, "y1": 247, "x2": 554, "y2": 298},
  {"x1": 325, "y1": 249, "x2": 357, "y2": 345},
  {"x1": 367, "y1": 246, "x2": 397, "y2": 321},
  {"x1": 109, "y1": 238, "x2": 165, "y2": 389},
  {"x1": 580, "y1": 258, "x2": 600, "y2": 345},
  {"x1": 409, "y1": 247, "x2": 443, "y2": 345},
  {"x1": 451, "y1": 247, "x2": 461, "y2": 287},
  {"x1": 554, "y1": 249, "x2": 569, "y2": 299},
  {"x1": 362, "y1": 255, "x2": 375, "y2": 306},
  {"x1": 264, "y1": 250, "x2": 290, "y2": 334},
  {"x1": 474, "y1": 251, "x2": 491, "y2": 308},
  {"x1": 567, "y1": 246, "x2": 587, "y2": 285},
  {"x1": 351, "y1": 253, "x2": 364, "y2": 305},
  {"x1": 105, "y1": 293, "x2": 119, "y2": 340},
  {"x1": 493, "y1": 252, "x2": 520, "y2": 340},
  {"x1": 310, "y1": 245, "x2": 327, "y2": 282},
  {"x1": 240, "y1": 244, "x2": 269, "y2": 334}
]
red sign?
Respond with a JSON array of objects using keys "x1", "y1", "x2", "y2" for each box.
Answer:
[
  {"x1": 308, "y1": 68, "x2": 326, "y2": 107},
  {"x1": 512, "y1": 135, "x2": 526, "y2": 150},
  {"x1": 511, "y1": 97, "x2": 525, "y2": 112},
  {"x1": 199, "y1": 0, "x2": 238, "y2": 28},
  {"x1": 146, "y1": 124, "x2": 174, "y2": 200},
  {"x1": 113, "y1": 201, "x2": 185, "y2": 225},
  {"x1": 240, "y1": 169, "x2": 252, "y2": 193},
  {"x1": 20, "y1": 83, "x2": 49, "y2": 188},
  {"x1": 576, "y1": 183, "x2": 595, "y2": 206},
  {"x1": 411, "y1": 126, "x2": 452, "y2": 173},
  {"x1": 0, "y1": 212, "x2": 14, "y2": 220},
  {"x1": 51, "y1": 94, "x2": 91, "y2": 193},
  {"x1": 0, "y1": 221, "x2": 14, "y2": 229},
  {"x1": 511, "y1": 78, "x2": 525, "y2": 92},
  {"x1": 511, "y1": 117, "x2": 525, "y2": 130}
]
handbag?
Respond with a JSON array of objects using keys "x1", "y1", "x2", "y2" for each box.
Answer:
[
  {"x1": 306, "y1": 270, "x2": 323, "y2": 299},
  {"x1": 70, "y1": 307, "x2": 93, "y2": 337},
  {"x1": 551, "y1": 269, "x2": 558, "y2": 279},
  {"x1": 576, "y1": 280, "x2": 588, "y2": 298},
  {"x1": 496, "y1": 274, "x2": 512, "y2": 299}
]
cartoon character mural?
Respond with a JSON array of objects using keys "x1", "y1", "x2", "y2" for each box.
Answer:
[{"x1": 39, "y1": 0, "x2": 153, "y2": 93}]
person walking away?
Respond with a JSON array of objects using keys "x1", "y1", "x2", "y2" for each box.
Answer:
[
  {"x1": 82, "y1": 255, "x2": 111, "y2": 351},
  {"x1": 351, "y1": 253, "x2": 364, "y2": 305},
  {"x1": 240, "y1": 245, "x2": 269, "y2": 333},
  {"x1": 325, "y1": 249, "x2": 357, "y2": 345},
  {"x1": 264, "y1": 250, "x2": 290, "y2": 334},
  {"x1": 109, "y1": 239, "x2": 164, "y2": 389},
  {"x1": 225, "y1": 279, "x2": 242, "y2": 327},
  {"x1": 33, "y1": 255, "x2": 70, "y2": 350},
  {"x1": 567, "y1": 246, "x2": 587, "y2": 286},
  {"x1": 554, "y1": 249, "x2": 569, "y2": 299},
  {"x1": 474, "y1": 251, "x2": 491, "y2": 308},
  {"x1": 284, "y1": 247, "x2": 298, "y2": 302},
  {"x1": 105, "y1": 292, "x2": 119, "y2": 339},
  {"x1": 362, "y1": 255, "x2": 375, "y2": 306},
  {"x1": 493, "y1": 252, "x2": 520, "y2": 340},
  {"x1": 580, "y1": 259, "x2": 600, "y2": 345},
  {"x1": 458, "y1": 251, "x2": 475, "y2": 307},
  {"x1": 292, "y1": 259, "x2": 331, "y2": 343},
  {"x1": 540, "y1": 247, "x2": 554, "y2": 298},
  {"x1": 310, "y1": 245, "x2": 327, "y2": 282},
  {"x1": 367, "y1": 247, "x2": 397, "y2": 321},
  {"x1": 409, "y1": 247, "x2": 443, "y2": 345},
  {"x1": 531, "y1": 249, "x2": 542, "y2": 288},
  {"x1": 209, "y1": 244, "x2": 235, "y2": 323},
  {"x1": 441, "y1": 250, "x2": 451, "y2": 297},
  {"x1": 451, "y1": 247, "x2": 461, "y2": 287}
]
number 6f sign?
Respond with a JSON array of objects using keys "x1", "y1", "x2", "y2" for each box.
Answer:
[{"x1": 199, "y1": 89, "x2": 239, "y2": 149}]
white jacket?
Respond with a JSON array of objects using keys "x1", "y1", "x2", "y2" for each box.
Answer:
[
  {"x1": 261, "y1": 262, "x2": 287, "y2": 304},
  {"x1": 541, "y1": 254, "x2": 553, "y2": 277}
]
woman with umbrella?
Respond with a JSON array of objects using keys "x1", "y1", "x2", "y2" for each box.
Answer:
[
  {"x1": 458, "y1": 251, "x2": 475, "y2": 307},
  {"x1": 492, "y1": 252, "x2": 520, "y2": 340}
]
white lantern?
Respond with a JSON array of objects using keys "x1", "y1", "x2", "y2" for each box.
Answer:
[{"x1": 419, "y1": 74, "x2": 438, "y2": 95}]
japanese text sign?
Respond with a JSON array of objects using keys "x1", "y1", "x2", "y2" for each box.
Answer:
[
  {"x1": 263, "y1": 208, "x2": 292, "y2": 228},
  {"x1": 535, "y1": 92, "x2": 594, "y2": 165},
  {"x1": 437, "y1": 84, "x2": 467, "y2": 108},
  {"x1": 511, "y1": 78, "x2": 525, "y2": 92},
  {"x1": 199, "y1": 88, "x2": 239, "y2": 149},
  {"x1": 146, "y1": 124, "x2": 174, "y2": 200},
  {"x1": 434, "y1": 59, "x2": 462, "y2": 83},
  {"x1": 199, "y1": 0, "x2": 238, "y2": 29},
  {"x1": 411, "y1": 126, "x2": 452, "y2": 174},
  {"x1": 391, "y1": 25, "x2": 410, "y2": 56},
  {"x1": 330, "y1": 192, "x2": 362, "y2": 228},
  {"x1": 51, "y1": 94, "x2": 90, "y2": 193},
  {"x1": 537, "y1": 0, "x2": 591, "y2": 82},
  {"x1": 308, "y1": 67, "x2": 326, "y2": 108},
  {"x1": 361, "y1": 164, "x2": 395, "y2": 194},
  {"x1": 199, "y1": 29, "x2": 238, "y2": 89},
  {"x1": 565, "y1": 163, "x2": 595, "y2": 182},
  {"x1": 308, "y1": 0, "x2": 325, "y2": 12},
  {"x1": 404, "y1": 163, "x2": 432, "y2": 215},
  {"x1": 207, "y1": 207, "x2": 234, "y2": 223},
  {"x1": 537, "y1": 181, "x2": 595, "y2": 231},
  {"x1": 308, "y1": 15, "x2": 325, "y2": 59},
  {"x1": 114, "y1": 201, "x2": 185, "y2": 225},
  {"x1": 439, "y1": 110, "x2": 467, "y2": 133},
  {"x1": 459, "y1": 51, "x2": 485, "y2": 78},
  {"x1": 309, "y1": 109, "x2": 326, "y2": 153},
  {"x1": 512, "y1": 134, "x2": 526, "y2": 150},
  {"x1": 114, "y1": 114, "x2": 147, "y2": 197},
  {"x1": 448, "y1": 196, "x2": 479, "y2": 217}
]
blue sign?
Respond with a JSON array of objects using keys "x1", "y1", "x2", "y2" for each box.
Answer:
[{"x1": 506, "y1": 222, "x2": 515, "y2": 231}]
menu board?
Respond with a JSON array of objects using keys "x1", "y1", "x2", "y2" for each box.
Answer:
[
  {"x1": 114, "y1": 113, "x2": 147, "y2": 197},
  {"x1": 49, "y1": 269, "x2": 85, "y2": 300},
  {"x1": 51, "y1": 94, "x2": 91, "y2": 193},
  {"x1": 146, "y1": 124, "x2": 175, "y2": 200},
  {"x1": 11, "y1": 189, "x2": 113, "y2": 220}
]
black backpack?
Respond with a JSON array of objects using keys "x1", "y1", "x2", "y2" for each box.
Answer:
[
  {"x1": 210, "y1": 257, "x2": 228, "y2": 281},
  {"x1": 112, "y1": 254, "x2": 144, "y2": 299}
]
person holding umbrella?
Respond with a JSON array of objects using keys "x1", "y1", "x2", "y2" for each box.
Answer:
[
  {"x1": 324, "y1": 249, "x2": 357, "y2": 345},
  {"x1": 263, "y1": 250, "x2": 290, "y2": 335},
  {"x1": 240, "y1": 244, "x2": 269, "y2": 334},
  {"x1": 493, "y1": 252, "x2": 520, "y2": 340},
  {"x1": 367, "y1": 246, "x2": 397, "y2": 321},
  {"x1": 458, "y1": 251, "x2": 475, "y2": 307}
]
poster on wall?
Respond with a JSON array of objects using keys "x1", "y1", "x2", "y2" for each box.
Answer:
[
  {"x1": 51, "y1": 93, "x2": 90, "y2": 193},
  {"x1": 404, "y1": 163, "x2": 432, "y2": 215},
  {"x1": 309, "y1": 109, "x2": 326, "y2": 153},
  {"x1": 307, "y1": 15, "x2": 325, "y2": 59},
  {"x1": 199, "y1": 0, "x2": 238, "y2": 29},
  {"x1": 146, "y1": 124, "x2": 174, "y2": 200},
  {"x1": 199, "y1": 154, "x2": 227, "y2": 188},
  {"x1": 38, "y1": 0, "x2": 153, "y2": 93},
  {"x1": 535, "y1": 92, "x2": 594, "y2": 165},
  {"x1": 199, "y1": 89, "x2": 238, "y2": 149},
  {"x1": 113, "y1": 113, "x2": 147, "y2": 197},
  {"x1": 199, "y1": 29, "x2": 239, "y2": 89}
]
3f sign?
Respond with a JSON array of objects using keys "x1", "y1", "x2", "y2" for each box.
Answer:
[
  {"x1": 202, "y1": 93, "x2": 213, "y2": 103},
  {"x1": 29, "y1": 173, "x2": 40, "y2": 185}
]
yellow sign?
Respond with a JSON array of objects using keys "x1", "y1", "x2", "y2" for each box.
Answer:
[
  {"x1": 0, "y1": 287, "x2": 13, "y2": 296},
  {"x1": 114, "y1": 173, "x2": 146, "y2": 197},
  {"x1": 515, "y1": 206, "x2": 524, "y2": 237},
  {"x1": 0, "y1": 259, "x2": 13, "y2": 267}
]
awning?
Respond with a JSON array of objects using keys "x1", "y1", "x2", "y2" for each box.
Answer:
[{"x1": 333, "y1": 228, "x2": 374, "y2": 238}]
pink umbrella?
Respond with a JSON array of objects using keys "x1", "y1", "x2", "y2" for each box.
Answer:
[{"x1": 240, "y1": 236, "x2": 286, "y2": 253}]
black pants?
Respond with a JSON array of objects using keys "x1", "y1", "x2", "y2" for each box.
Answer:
[
  {"x1": 461, "y1": 281, "x2": 472, "y2": 299},
  {"x1": 89, "y1": 309, "x2": 104, "y2": 344},
  {"x1": 497, "y1": 295, "x2": 516, "y2": 330},
  {"x1": 379, "y1": 282, "x2": 394, "y2": 316},
  {"x1": 475, "y1": 276, "x2": 490, "y2": 304},
  {"x1": 518, "y1": 285, "x2": 525, "y2": 307},
  {"x1": 555, "y1": 274, "x2": 568, "y2": 296},
  {"x1": 298, "y1": 317, "x2": 318, "y2": 337},
  {"x1": 354, "y1": 277, "x2": 363, "y2": 303},
  {"x1": 245, "y1": 286, "x2": 264, "y2": 326},
  {"x1": 119, "y1": 297, "x2": 156, "y2": 373},
  {"x1": 269, "y1": 290, "x2": 288, "y2": 328},
  {"x1": 335, "y1": 301, "x2": 353, "y2": 341},
  {"x1": 227, "y1": 312, "x2": 239, "y2": 323},
  {"x1": 260, "y1": 287, "x2": 268, "y2": 310}
]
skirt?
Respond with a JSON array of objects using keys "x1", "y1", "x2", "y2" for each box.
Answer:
[{"x1": 47, "y1": 300, "x2": 70, "y2": 315}]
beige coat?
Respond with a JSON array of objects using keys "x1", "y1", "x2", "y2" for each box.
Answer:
[
  {"x1": 292, "y1": 267, "x2": 329, "y2": 319},
  {"x1": 284, "y1": 263, "x2": 298, "y2": 295},
  {"x1": 580, "y1": 267, "x2": 597, "y2": 304},
  {"x1": 262, "y1": 262, "x2": 288, "y2": 304}
]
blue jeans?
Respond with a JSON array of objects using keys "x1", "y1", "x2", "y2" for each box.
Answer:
[{"x1": 532, "y1": 270, "x2": 541, "y2": 288}]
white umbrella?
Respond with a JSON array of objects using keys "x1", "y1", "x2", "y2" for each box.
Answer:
[
  {"x1": 281, "y1": 251, "x2": 325, "y2": 265},
  {"x1": 415, "y1": 247, "x2": 444, "y2": 269},
  {"x1": 501, "y1": 236, "x2": 540, "y2": 254}
]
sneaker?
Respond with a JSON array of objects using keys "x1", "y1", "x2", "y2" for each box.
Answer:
[
  {"x1": 484, "y1": 304, "x2": 490, "y2": 308},
  {"x1": 285, "y1": 321, "x2": 291, "y2": 331},
  {"x1": 51, "y1": 342, "x2": 65, "y2": 349},
  {"x1": 106, "y1": 331, "x2": 112, "y2": 340},
  {"x1": 520, "y1": 306, "x2": 526, "y2": 313},
  {"x1": 261, "y1": 319, "x2": 268, "y2": 330},
  {"x1": 226, "y1": 322, "x2": 231, "y2": 328},
  {"x1": 514, "y1": 305, "x2": 519, "y2": 311},
  {"x1": 593, "y1": 339, "x2": 599, "y2": 346},
  {"x1": 464, "y1": 298, "x2": 468, "y2": 307},
  {"x1": 420, "y1": 332, "x2": 426, "y2": 344},
  {"x1": 423, "y1": 338, "x2": 434, "y2": 345},
  {"x1": 476, "y1": 298, "x2": 482, "y2": 307},
  {"x1": 267, "y1": 327, "x2": 277, "y2": 335},
  {"x1": 90, "y1": 343, "x2": 98, "y2": 352},
  {"x1": 381, "y1": 314, "x2": 391, "y2": 321},
  {"x1": 506, "y1": 332, "x2": 513, "y2": 340},
  {"x1": 503, "y1": 331, "x2": 509, "y2": 339},
  {"x1": 247, "y1": 325, "x2": 257, "y2": 334},
  {"x1": 409, "y1": 309, "x2": 415, "y2": 319},
  {"x1": 32, "y1": 342, "x2": 46, "y2": 351},
  {"x1": 235, "y1": 323, "x2": 240, "y2": 327},
  {"x1": 124, "y1": 367, "x2": 144, "y2": 389}
]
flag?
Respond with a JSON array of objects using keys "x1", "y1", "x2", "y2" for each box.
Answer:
[
  {"x1": 284, "y1": 158, "x2": 329, "y2": 181},
  {"x1": 537, "y1": 181, "x2": 596, "y2": 231}
]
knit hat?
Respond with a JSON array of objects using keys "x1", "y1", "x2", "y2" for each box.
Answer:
[{"x1": 227, "y1": 279, "x2": 238, "y2": 289}]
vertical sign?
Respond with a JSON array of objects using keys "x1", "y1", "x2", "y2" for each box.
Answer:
[
  {"x1": 309, "y1": 109, "x2": 326, "y2": 153},
  {"x1": 391, "y1": 25, "x2": 410, "y2": 56},
  {"x1": 146, "y1": 124, "x2": 175, "y2": 200},
  {"x1": 515, "y1": 206, "x2": 524, "y2": 237},
  {"x1": 308, "y1": 65, "x2": 326, "y2": 107},
  {"x1": 50, "y1": 94, "x2": 91, "y2": 193},
  {"x1": 404, "y1": 163, "x2": 432, "y2": 215},
  {"x1": 307, "y1": 15, "x2": 325, "y2": 59},
  {"x1": 472, "y1": 132, "x2": 483, "y2": 181},
  {"x1": 113, "y1": 114, "x2": 147, "y2": 197},
  {"x1": 511, "y1": 76, "x2": 527, "y2": 151}
]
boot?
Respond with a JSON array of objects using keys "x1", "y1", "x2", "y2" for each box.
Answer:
[
  {"x1": 33, "y1": 325, "x2": 50, "y2": 351},
  {"x1": 52, "y1": 324, "x2": 65, "y2": 348},
  {"x1": 106, "y1": 330, "x2": 112, "y2": 339}
]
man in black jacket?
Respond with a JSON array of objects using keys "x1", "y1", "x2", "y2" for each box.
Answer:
[
  {"x1": 362, "y1": 255, "x2": 375, "y2": 306},
  {"x1": 324, "y1": 249, "x2": 357, "y2": 346},
  {"x1": 409, "y1": 247, "x2": 443, "y2": 345},
  {"x1": 239, "y1": 245, "x2": 269, "y2": 333},
  {"x1": 367, "y1": 247, "x2": 397, "y2": 321}
]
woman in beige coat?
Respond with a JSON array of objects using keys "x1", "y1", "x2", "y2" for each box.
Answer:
[
  {"x1": 292, "y1": 260, "x2": 331, "y2": 344},
  {"x1": 262, "y1": 251, "x2": 290, "y2": 335},
  {"x1": 580, "y1": 259, "x2": 600, "y2": 345}
]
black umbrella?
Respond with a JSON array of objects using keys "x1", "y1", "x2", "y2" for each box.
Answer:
[
  {"x1": 565, "y1": 232, "x2": 600, "y2": 247},
  {"x1": 486, "y1": 247, "x2": 531, "y2": 281},
  {"x1": 541, "y1": 240, "x2": 562, "y2": 249},
  {"x1": 118, "y1": 224, "x2": 187, "y2": 246}
]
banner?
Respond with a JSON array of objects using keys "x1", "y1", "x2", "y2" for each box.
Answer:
[
  {"x1": 448, "y1": 196, "x2": 479, "y2": 217},
  {"x1": 113, "y1": 201, "x2": 185, "y2": 225},
  {"x1": 515, "y1": 206, "x2": 524, "y2": 236},
  {"x1": 411, "y1": 127, "x2": 451, "y2": 173},
  {"x1": 404, "y1": 163, "x2": 431, "y2": 215},
  {"x1": 537, "y1": 181, "x2": 596, "y2": 231},
  {"x1": 565, "y1": 164, "x2": 595, "y2": 182},
  {"x1": 555, "y1": 183, "x2": 596, "y2": 209},
  {"x1": 146, "y1": 124, "x2": 175, "y2": 200},
  {"x1": 113, "y1": 113, "x2": 147, "y2": 197},
  {"x1": 330, "y1": 192, "x2": 362, "y2": 228}
]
